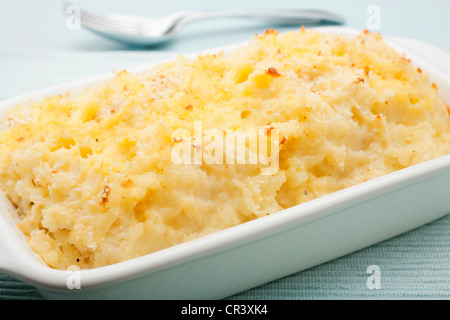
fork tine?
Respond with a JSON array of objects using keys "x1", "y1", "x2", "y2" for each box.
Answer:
[
  {"x1": 79, "y1": 9, "x2": 142, "y2": 34},
  {"x1": 80, "y1": 17, "x2": 139, "y2": 33},
  {"x1": 80, "y1": 19, "x2": 140, "y2": 36},
  {"x1": 80, "y1": 9, "x2": 138, "y2": 28},
  {"x1": 80, "y1": 11, "x2": 138, "y2": 29}
]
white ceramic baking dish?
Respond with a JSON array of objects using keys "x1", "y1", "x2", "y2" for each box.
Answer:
[{"x1": 1, "y1": 27, "x2": 450, "y2": 300}]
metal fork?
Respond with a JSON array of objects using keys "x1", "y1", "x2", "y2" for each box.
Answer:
[{"x1": 68, "y1": 4, "x2": 345, "y2": 46}]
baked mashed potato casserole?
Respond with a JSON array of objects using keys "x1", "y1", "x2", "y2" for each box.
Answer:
[{"x1": 1, "y1": 29, "x2": 450, "y2": 270}]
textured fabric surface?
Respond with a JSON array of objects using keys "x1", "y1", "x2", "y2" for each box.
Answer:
[{"x1": 1, "y1": 51, "x2": 450, "y2": 300}]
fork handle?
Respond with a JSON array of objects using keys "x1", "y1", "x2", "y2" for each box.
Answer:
[{"x1": 178, "y1": 9, "x2": 345, "y2": 26}]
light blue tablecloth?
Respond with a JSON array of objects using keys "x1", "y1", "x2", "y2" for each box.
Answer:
[{"x1": 1, "y1": 0, "x2": 450, "y2": 300}]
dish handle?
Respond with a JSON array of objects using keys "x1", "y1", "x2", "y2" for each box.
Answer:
[
  {"x1": 0, "y1": 241, "x2": 28, "y2": 284},
  {"x1": 0, "y1": 235, "x2": 14, "y2": 274},
  {"x1": 0, "y1": 249, "x2": 8, "y2": 272},
  {"x1": 0, "y1": 206, "x2": 21, "y2": 274}
]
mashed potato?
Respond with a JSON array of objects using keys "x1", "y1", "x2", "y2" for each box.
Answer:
[{"x1": 1, "y1": 29, "x2": 450, "y2": 270}]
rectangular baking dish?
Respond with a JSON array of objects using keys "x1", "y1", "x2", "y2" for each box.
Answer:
[{"x1": 1, "y1": 27, "x2": 450, "y2": 300}]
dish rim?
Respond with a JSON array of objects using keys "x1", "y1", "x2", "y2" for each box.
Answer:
[{"x1": 0, "y1": 26, "x2": 450, "y2": 291}]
